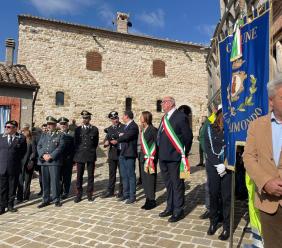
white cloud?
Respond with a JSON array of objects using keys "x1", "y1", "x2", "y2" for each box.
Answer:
[
  {"x1": 28, "y1": 0, "x2": 93, "y2": 15},
  {"x1": 137, "y1": 9, "x2": 165, "y2": 28},
  {"x1": 196, "y1": 24, "x2": 216, "y2": 38}
]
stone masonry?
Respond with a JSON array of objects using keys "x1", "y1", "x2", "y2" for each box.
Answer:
[{"x1": 17, "y1": 15, "x2": 208, "y2": 136}]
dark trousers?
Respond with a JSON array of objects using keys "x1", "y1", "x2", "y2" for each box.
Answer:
[
  {"x1": 61, "y1": 158, "x2": 73, "y2": 195},
  {"x1": 108, "y1": 159, "x2": 123, "y2": 194},
  {"x1": 199, "y1": 144, "x2": 204, "y2": 164},
  {"x1": 119, "y1": 156, "x2": 136, "y2": 200},
  {"x1": 260, "y1": 207, "x2": 282, "y2": 248},
  {"x1": 141, "y1": 161, "x2": 157, "y2": 200},
  {"x1": 0, "y1": 173, "x2": 18, "y2": 209},
  {"x1": 76, "y1": 162, "x2": 95, "y2": 197},
  {"x1": 38, "y1": 166, "x2": 43, "y2": 192},
  {"x1": 159, "y1": 160, "x2": 184, "y2": 215},
  {"x1": 42, "y1": 165, "x2": 61, "y2": 203},
  {"x1": 206, "y1": 165, "x2": 231, "y2": 230},
  {"x1": 17, "y1": 168, "x2": 34, "y2": 201}
]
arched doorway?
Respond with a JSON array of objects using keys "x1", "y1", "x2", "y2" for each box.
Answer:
[{"x1": 178, "y1": 105, "x2": 192, "y2": 129}]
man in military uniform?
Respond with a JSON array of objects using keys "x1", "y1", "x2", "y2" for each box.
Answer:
[
  {"x1": 101, "y1": 111, "x2": 125, "y2": 198},
  {"x1": 0, "y1": 120, "x2": 26, "y2": 214},
  {"x1": 73, "y1": 110, "x2": 99, "y2": 203},
  {"x1": 37, "y1": 116, "x2": 65, "y2": 208},
  {"x1": 58, "y1": 117, "x2": 75, "y2": 199}
]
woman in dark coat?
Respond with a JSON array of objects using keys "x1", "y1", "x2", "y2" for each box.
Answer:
[
  {"x1": 204, "y1": 107, "x2": 231, "y2": 241},
  {"x1": 139, "y1": 111, "x2": 158, "y2": 210},
  {"x1": 17, "y1": 130, "x2": 36, "y2": 202}
]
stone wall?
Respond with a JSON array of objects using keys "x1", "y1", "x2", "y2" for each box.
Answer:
[{"x1": 17, "y1": 17, "x2": 208, "y2": 137}]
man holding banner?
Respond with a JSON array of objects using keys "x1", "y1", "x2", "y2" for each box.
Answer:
[
  {"x1": 244, "y1": 74, "x2": 282, "y2": 248},
  {"x1": 157, "y1": 96, "x2": 193, "y2": 223}
]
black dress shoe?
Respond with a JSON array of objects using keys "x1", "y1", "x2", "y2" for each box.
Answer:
[
  {"x1": 8, "y1": 206, "x2": 17, "y2": 213},
  {"x1": 159, "y1": 210, "x2": 173, "y2": 218},
  {"x1": 168, "y1": 212, "x2": 184, "y2": 223},
  {"x1": 144, "y1": 200, "x2": 156, "y2": 210},
  {"x1": 207, "y1": 223, "x2": 218, "y2": 235},
  {"x1": 0, "y1": 208, "x2": 5, "y2": 215},
  {"x1": 199, "y1": 210, "x2": 210, "y2": 219},
  {"x1": 87, "y1": 196, "x2": 94, "y2": 202},
  {"x1": 37, "y1": 191, "x2": 43, "y2": 196},
  {"x1": 55, "y1": 202, "x2": 62, "y2": 207},
  {"x1": 101, "y1": 192, "x2": 114, "y2": 198},
  {"x1": 117, "y1": 196, "x2": 128, "y2": 202},
  {"x1": 125, "y1": 198, "x2": 136, "y2": 204},
  {"x1": 37, "y1": 202, "x2": 50, "y2": 208},
  {"x1": 218, "y1": 229, "x2": 230, "y2": 240},
  {"x1": 141, "y1": 200, "x2": 149, "y2": 209},
  {"x1": 74, "y1": 196, "x2": 82, "y2": 203},
  {"x1": 61, "y1": 194, "x2": 68, "y2": 200}
]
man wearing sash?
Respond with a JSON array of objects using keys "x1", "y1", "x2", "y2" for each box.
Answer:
[{"x1": 157, "y1": 96, "x2": 193, "y2": 222}]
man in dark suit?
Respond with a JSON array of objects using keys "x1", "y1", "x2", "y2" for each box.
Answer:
[
  {"x1": 157, "y1": 96, "x2": 193, "y2": 222},
  {"x1": 73, "y1": 110, "x2": 99, "y2": 203},
  {"x1": 58, "y1": 117, "x2": 75, "y2": 199},
  {"x1": 110, "y1": 110, "x2": 139, "y2": 204},
  {"x1": 37, "y1": 116, "x2": 65, "y2": 208},
  {"x1": 0, "y1": 120, "x2": 26, "y2": 214},
  {"x1": 101, "y1": 111, "x2": 125, "y2": 198}
]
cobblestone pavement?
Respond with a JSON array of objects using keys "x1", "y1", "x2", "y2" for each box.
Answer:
[{"x1": 0, "y1": 143, "x2": 252, "y2": 248}]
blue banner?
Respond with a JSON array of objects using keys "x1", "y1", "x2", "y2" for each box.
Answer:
[{"x1": 219, "y1": 10, "x2": 270, "y2": 167}]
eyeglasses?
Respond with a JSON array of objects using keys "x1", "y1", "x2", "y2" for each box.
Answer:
[
  {"x1": 5, "y1": 126, "x2": 14, "y2": 129},
  {"x1": 161, "y1": 100, "x2": 171, "y2": 104}
]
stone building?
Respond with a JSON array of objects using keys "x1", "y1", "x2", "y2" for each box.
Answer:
[
  {"x1": 0, "y1": 38, "x2": 39, "y2": 133},
  {"x1": 17, "y1": 13, "x2": 208, "y2": 135},
  {"x1": 206, "y1": 0, "x2": 282, "y2": 110}
]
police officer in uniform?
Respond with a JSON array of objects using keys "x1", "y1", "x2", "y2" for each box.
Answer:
[
  {"x1": 0, "y1": 120, "x2": 26, "y2": 214},
  {"x1": 73, "y1": 111, "x2": 99, "y2": 203},
  {"x1": 101, "y1": 111, "x2": 125, "y2": 198},
  {"x1": 37, "y1": 116, "x2": 65, "y2": 208},
  {"x1": 58, "y1": 117, "x2": 75, "y2": 199}
]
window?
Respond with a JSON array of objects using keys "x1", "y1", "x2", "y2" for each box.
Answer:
[
  {"x1": 156, "y1": 100, "x2": 162, "y2": 112},
  {"x1": 125, "y1": 97, "x2": 132, "y2": 111},
  {"x1": 56, "y1": 91, "x2": 64, "y2": 106},
  {"x1": 153, "y1": 60, "x2": 165, "y2": 77},
  {"x1": 86, "y1": 51, "x2": 102, "y2": 71}
]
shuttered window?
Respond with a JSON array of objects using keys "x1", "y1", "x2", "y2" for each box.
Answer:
[
  {"x1": 86, "y1": 51, "x2": 102, "y2": 71},
  {"x1": 153, "y1": 60, "x2": 165, "y2": 77}
]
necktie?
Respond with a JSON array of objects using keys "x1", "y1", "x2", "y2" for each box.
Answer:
[{"x1": 8, "y1": 135, "x2": 12, "y2": 145}]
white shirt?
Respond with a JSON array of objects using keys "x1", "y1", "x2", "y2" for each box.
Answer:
[{"x1": 166, "y1": 107, "x2": 177, "y2": 120}]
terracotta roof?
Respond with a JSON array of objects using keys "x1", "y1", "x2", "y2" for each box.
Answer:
[
  {"x1": 0, "y1": 64, "x2": 39, "y2": 89},
  {"x1": 18, "y1": 14, "x2": 208, "y2": 50}
]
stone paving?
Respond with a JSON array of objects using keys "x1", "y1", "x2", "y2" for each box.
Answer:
[{"x1": 0, "y1": 143, "x2": 252, "y2": 248}]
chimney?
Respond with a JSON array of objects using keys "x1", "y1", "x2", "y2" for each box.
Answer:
[
  {"x1": 5, "y1": 38, "x2": 15, "y2": 66},
  {"x1": 116, "y1": 12, "x2": 130, "y2": 33}
]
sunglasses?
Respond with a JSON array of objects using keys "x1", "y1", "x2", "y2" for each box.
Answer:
[{"x1": 5, "y1": 126, "x2": 15, "y2": 129}]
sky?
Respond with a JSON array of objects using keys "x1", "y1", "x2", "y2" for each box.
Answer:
[{"x1": 0, "y1": 0, "x2": 220, "y2": 62}]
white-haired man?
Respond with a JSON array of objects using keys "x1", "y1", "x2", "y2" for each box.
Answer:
[
  {"x1": 157, "y1": 96, "x2": 193, "y2": 222},
  {"x1": 243, "y1": 73, "x2": 282, "y2": 248}
]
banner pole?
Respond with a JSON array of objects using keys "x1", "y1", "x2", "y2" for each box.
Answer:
[{"x1": 229, "y1": 169, "x2": 236, "y2": 248}]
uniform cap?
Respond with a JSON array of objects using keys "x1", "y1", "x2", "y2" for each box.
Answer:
[
  {"x1": 81, "y1": 110, "x2": 92, "y2": 118},
  {"x1": 58, "y1": 117, "x2": 69, "y2": 124},
  {"x1": 46, "y1": 116, "x2": 57, "y2": 124},
  {"x1": 108, "y1": 111, "x2": 119, "y2": 119},
  {"x1": 5, "y1": 120, "x2": 18, "y2": 127}
]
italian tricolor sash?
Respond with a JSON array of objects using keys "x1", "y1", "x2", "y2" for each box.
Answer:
[
  {"x1": 162, "y1": 115, "x2": 190, "y2": 179},
  {"x1": 140, "y1": 129, "x2": 156, "y2": 174}
]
